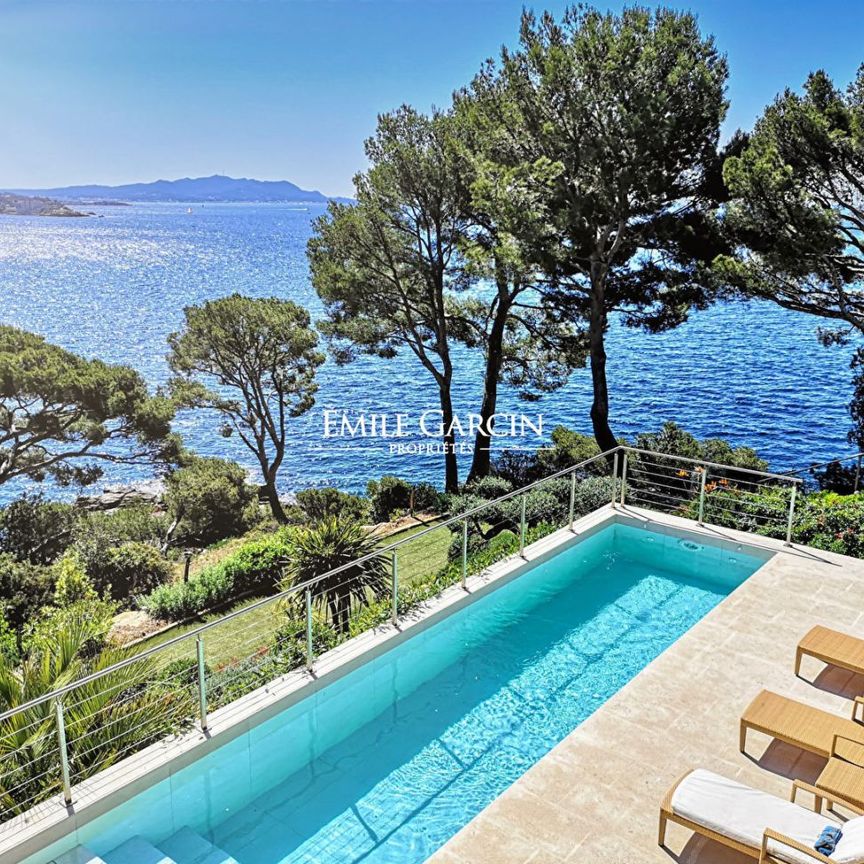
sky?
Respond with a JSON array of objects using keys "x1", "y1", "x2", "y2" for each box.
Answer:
[{"x1": 1, "y1": 0, "x2": 863, "y2": 198}]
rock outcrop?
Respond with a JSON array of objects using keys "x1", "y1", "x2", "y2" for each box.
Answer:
[
  {"x1": 75, "y1": 480, "x2": 165, "y2": 511},
  {"x1": 0, "y1": 193, "x2": 88, "y2": 217}
]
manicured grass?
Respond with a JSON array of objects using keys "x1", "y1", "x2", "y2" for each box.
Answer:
[
  {"x1": 137, "y1": 594, "x2": 280, "y2": 669},
  {"x1": 383, "y1": 520, "x2": 452, "y2": 586},
  {"x1": 134, "y1": 518, "x2": 453, "y2": 669}
]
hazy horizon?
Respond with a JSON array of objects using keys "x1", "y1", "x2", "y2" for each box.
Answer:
[{"x1": 4, "y1": 173, "x2": 339, "y2": 198}]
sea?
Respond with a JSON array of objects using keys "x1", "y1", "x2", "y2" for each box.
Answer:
[{"x1": 0, "y1": 201, "x2": 854, "y2": 500}]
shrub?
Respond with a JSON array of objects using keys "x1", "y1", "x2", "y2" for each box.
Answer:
[
  {"x1": 140, "y1": 565, "x2": 236, "y2": 621},
  {"x1": 0, "y1": 553, "x2": 54, "y2": 646},
  {"x1": 160, "y1": 657, "x2": 202, "y2": 690},
  {"x1": 72, "y1": 505, "x2": 170, "y2": 601},
  {"x1": 273, "y1": 617, "x2": 339, "y2": 668},
  {"x1": 685, "y1": 487, "x2": 864, "y2": 560},
  {"x1": 811, "y1": 462, "x2": 861, "y2": 495},
  {"x1": 25, "y1": 556, "x2": 116, "y2": 656},
  {"x1": 206, "y1": 653, "x2": 288, "y2": 710},
  {"x1": 220, "y1": 531, "x2": 293, "y2": 594},
  {"x1": 52, "y1": 550, "x2": 98, "y2": 606},
  {"x1": 365, "y1": 476, "x2": 442, "y2": 522},
  {"x1": 294, "y1": 487, "x2": 368, "y2": 523},
  {"x1": 625, "y1": 423, "x2": 769, "y2": 513},
  {"x1": 27, "y1": 595, "x2": 117, "y2": 658},
  {"x1": 0, "y1": 613, "x2": 189, "y2": 816},
  {"x1": 447, "y1": 523, "x2": 490, "y2": 562},
  {"x1": 492, "y1": 450, "x2": 544, "y2": 487},
  {"x1": 101, "y1": 542, "x2": 171, "y2": 602},
  {"x1": 685, "y1": 485, "x2": 790, "y2": 536},
  {"x1": 0, "y1": 493, "x2": 77, "y2": 565},
  {"x1": 536, "y1": 427, "x2": 604, "y2": 476},
  {"x1": 484, "y1": 488, "x2": 566, "y2": 534},
  {"x1": 164, "y1": 457, "x2": 259, "y2": 546},
  {"x1": 793, "y1": 492, "x2": 864, "y2": 558},
  {"x1": 447, "y1": 475, "x2": 618, "y2": 561},
  {"x1": 74, "y1": 505, "x2": 168, "y2": 549},
  {"x1": 0, "y1": 615, "x2": 18, "y2": 664},
  {"x1": 139, "y1": 530, "x2": 293, "y2": 621},
  {"x1": 464, "y1": 475, "x2": 512, "y2": 500},
  {"x1": 443, "y1": 492, "x2": 485, "y2": 519},
  {"x1": 281, "y1": 518, "x2": 387, "y2": 634},
  {"x1": 366, "y1": 475, "x2": 413, "y2": 522},
  {"x1": 411, "y1": 482, "x2": 442, "y2": 513},
  {"x1": 633, "y1": 421, "x2": 768, "y2": 474},
  {"x1": 572, "y1": 475, "x2": 619, "y2": 517}
]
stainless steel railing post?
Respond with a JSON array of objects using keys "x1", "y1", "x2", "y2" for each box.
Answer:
[
  {"x1": 620, "y1": 451, "x2": 628, "y2": 507},
  {"x1": 55, "y1": 699, "x2": 72, "y2": 806},
  {"x1": 461, "y1": 519, "x2": 468, "y2": 589},
  {"x1": 391, "y1": 550, "x2": 398, "y2": 626},
  {"x1": 305, "y1": 589, "x2": 314, "y2": 670},
  {"x1": 569, "y1": 468, "x2": 577, "y2": 527},
  {"x1": 785, "y1": 483, "x2": 798, "y2": 547},
  {"x1": 196, "y1": 636, "x2": 208, "y2": 732},
  {"x1": 519, "y1": 494, "x2": 527, "y2": 558},
  {"x1": 697, "y1": 467, "x2": 708, "y2": 526},
  {"x1": 611, "y1": 451, "x2": 619, "y2": 509}
]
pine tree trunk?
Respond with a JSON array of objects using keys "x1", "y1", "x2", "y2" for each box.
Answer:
[
  {"x1": 264, "y1": 476, "x2": 287, "y2": 523},
  {"x1": 588, "y1": 269, "x2": 618, "y2": 454},
  {"x1": 439, "y1": 382, "x2": 460, "y2": 493},
  {"x1": 468, "y1": 301, "x2": 508, "y2": 483}
]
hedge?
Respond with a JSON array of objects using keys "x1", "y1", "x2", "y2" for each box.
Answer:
[{"x1": 140, "y1": 530, "x2": 293, "y2": 621}]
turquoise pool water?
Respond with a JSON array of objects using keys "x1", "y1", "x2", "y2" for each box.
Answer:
[{"x1": 35, "y1": 522, "x2": 771, "y2": 864}]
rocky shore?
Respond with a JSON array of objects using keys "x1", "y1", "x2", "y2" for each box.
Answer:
[{"x1": 0, "y1": 193, "x2": 89, "y2": 217}]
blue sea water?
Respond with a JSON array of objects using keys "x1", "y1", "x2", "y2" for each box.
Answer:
[
  {"x1": 27, "y1": 522, "x2": 770, "y2": 864},
  {"x1": 0, "y1": 202, "x2": 854, "y2": 498}
]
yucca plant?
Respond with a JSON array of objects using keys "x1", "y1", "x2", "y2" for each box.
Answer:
[{"x1": 281, "y1": 517, "x2": 389, "y2": 634}]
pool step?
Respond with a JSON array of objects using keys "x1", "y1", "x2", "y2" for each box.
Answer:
[
  {"x1": 103, "y1": 837, "x2": 176, "y2": 864},
  {"x1": 159, "y1": 827, "x2": 239, "y2": 864},
  {"x1": 50, "y1": 847, "x2": 108, "y2": 864}
]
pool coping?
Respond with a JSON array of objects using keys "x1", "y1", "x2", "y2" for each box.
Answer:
[{"x1": 3, "y1": 503, "x2": 632, "y2": 864}]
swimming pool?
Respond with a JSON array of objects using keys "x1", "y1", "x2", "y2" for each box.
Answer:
[{"x1": 28, "y1": 520, "x2": 771, "y2": 864}]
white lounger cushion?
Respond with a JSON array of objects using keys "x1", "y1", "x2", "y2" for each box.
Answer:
[
  {"x1": 670, "y1": 769, "x2": 864, "y2": 864},
  {"x1": 835, "y1": 818, "x2": 864, "y2": 864}
]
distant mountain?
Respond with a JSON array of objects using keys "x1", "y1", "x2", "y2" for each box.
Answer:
[{"x1": 6, "y1": 175, "x2": 339, "y2": 204}]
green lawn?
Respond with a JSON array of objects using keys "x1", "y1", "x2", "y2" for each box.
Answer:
[
  {"x1": 383, "y1": 519, "x2": 452, "y2": 586},
  {"x1": 137, "y1": 594, "x2": 281, "y2": 669},
  {"x1": 134, "y1": 518, "x2": 453, "y2": 669}
]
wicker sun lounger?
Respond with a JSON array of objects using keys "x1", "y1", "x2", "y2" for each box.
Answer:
[
  {"x1": 797, "y1": 627, "x2": 864, "y2": 711},
  {"x1": 659, "y1": 768, "x2": 864, "y2": 862},
  {"x1": 811, "y1": 736, "x2": 864, "y2": 812},
  {"x1": 741, "y1": 690, "x2": 864, "y2": 759}
]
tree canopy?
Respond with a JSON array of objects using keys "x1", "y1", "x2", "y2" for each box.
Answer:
[
  {"x1": 448, "y1": 104, "x2": 587, "y2": 480},
  {"x1": 720, "y1": 67, "x2": 864, "y2": 336},
  {"x1": 0, "y1": 326, "x2": 176, "y2": 488},
  {"x1": 167, "y1": 294, "x2": 324, "y2": 522},
  {"x1": 720, "y1": 66, "x2": 864, "y2": 448},
  {"x1": 309, "y1": 107, "x2": 467, "y2": 491},
  {"x1": 311, "y1": 104, "x2": 584, "y2": 488},
  {"x1": 462, "y1": 5, "x2": 731, "y2": 452}
]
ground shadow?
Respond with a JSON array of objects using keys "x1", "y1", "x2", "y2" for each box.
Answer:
[
  {"x1": 662, "y1": 833, "x2": 753, "y2": 863},
  {"x1": 801, "y1": 664, "x2": 864, "y2": 701},
  {"x1": 745, "y1": 738, "x2": 826, "y2": 784}
]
